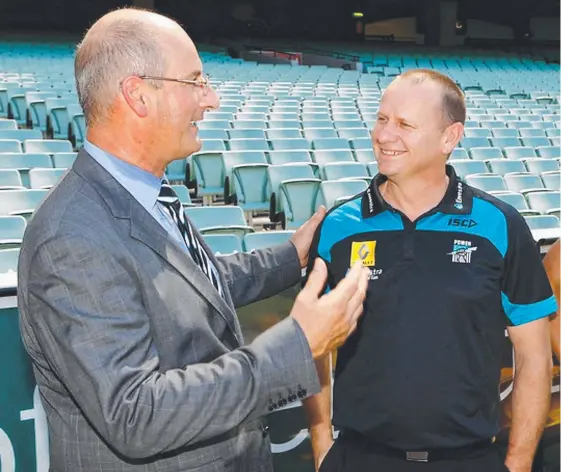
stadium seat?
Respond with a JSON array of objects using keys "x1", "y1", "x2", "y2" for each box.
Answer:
[
  {"x1": 322, "y1": 162, "x2": 369, "y2": 181},
  {"x1": 267, "y1": 150, "x2": 314, "y2": 167},
  {"x1": 451, "y1": 160, "x2": 488, "y2": 178},
  {"x1": 0, "y1": 215, "x2": 26, "y2": 249},
  {"x1": 24, "y1": 139, "x2": 73, "y2": 154},
  {"x1": 198, "y1": 129, "x2": 229, "y2": 140},
  {"x1": 231, "y1": 163, "x2": 270, "y2": 212},
  {"x1": 367, "y1": 162, "x2": 379, "y2": 176},
  {"x1": 192, "y1": 152, "x2": 225, "y2": 199},
  {"x1": 354, "y1": 148, "x2": 376, "y2": 165},
  {"x1": 267, "y1": 164, "x2": 318, "y2": 223},
  {"x1": 303, "y1": 128, "x2": 339, "y2": 140},
  {"x1": 0, "y1": 139, "x2": 22, "y2": 153},
  {"x1": 28, "y1": 168, "x2": 66, "y2": 189},
  {"x1": 504, "y1": 147, "x2": 538, "y2": 160},
  {"x1": 464, "y1": 128, "x2": 492, "y2": 138},
  {"x1": 0, "y1": 129, "x2": 42, "y2": 142},
  {"x1": 519, "y1": 128, "x2": 547, "y2": 138},
  {"x1": 450, "y1": 148, "x2": 469, "y2": 161},
  {"x1": 203, "y1": 234, "x2": 243, "y2": 255},
  {"x1": 198, "y1": 120, "x2": 231, "y2": 130},
  {"x1": 469, "y1": 147, "x2": 504, "y2": 161},
  {"x1": 228, "y1": 139, "x2": 270, "y2": 152},
  {"x1": 338, "y1": 128, "x2": 370, "y2": 140},
  {"x1": 481, "y1": 121, "x2": 507, "y2": 130},
  {"x1": 170, "y1": 184, "x2": 193, "y2": 206},
  {"x1": 0, "y1": 169, "x2": 25, "y2": 190},
  {"x1": 541, "y1": 171, "x2": 561, "y2": 190},
  {"x1": 490, "y1": 137, "x2": 522, "y2": 148},
  {"x1": 536, "y1": 146, "x2": 561, "y2": 159},
  {"x1": 280, "y1": 178, "x2": 322, "y2": 229},
  {"x1": 184, "y1": 206, "x2": 254, "y2": 239},
  {"x1": 243, "y1": 231, "x2": 294, "y2": 251},
  {"x1": 227, "y1": 129, "x2": 266, "y2": 140},
  {"x1": 0, "y1": 248, "x2": 19, "y2": 274},
  {"x1": 487, "y1": 159, "x2": 526, "y2": 176},
  {"x1": 311, "y1": 138, "x2": 351, "y2": 151},
  {"x1": 0, "y1": 119, "x2": 17, "y2": 130},
  {"x1": 526, "y1": 191, "x2": 561, "y2": 215},
  {"x1": 0, "y1": 189, "x2": 49, "y2": 219},
  {"x1": 199, "y1": 140, "x2": 227, "y2": 153},
  {"x1": 222, "y1": 151, "x2": 268, "y2": 202},
  {"x1": 491, "y1": 128, "x2": 519, "y2": 138},
  {"x1": 465, "y1": 174, "x2": 507, "y2": 192},
  {"x1": 524, "y1": 158, "x2": 560, "y2": 174},
  {"x1": 52, "y1": 152, "x2": 78, "y2": 168},
  {"x1": 504, "y1": 173, "x2": 545, "y2": 194},
  {"x1": 231, "y1": 120, "x2": 268, "y2": 130},
  {"x1": 266, "y1": 129, "x2": 302, "y2": 140},
  {"x1": 269, "y1": 138, "x2": 309, "y2": 151},
  {"x1": 524, "y1": 215, "x2": 560, "y2": 230},
  {"x1": 312, "y1": 149, "x2": 355, "y2": 166},
  {"x1": 545, "y1": 129, "x2": 560, "y2": 139},
  {"x1": 492, "y1": 192, "x2": 537, "y2": 216},
  {"x1": 349, "y1": 138, "x2": 373, "y2": 150},
  {"x1": 460, "y1": 137, "x2": 491, "y2": 150},
  {"x1": 522, "y1": 137, "x2": 551, "y2": 148},
  {"x1": 317, "y1": 180, "x2": 368, "y2": 209},
  {"x1": 70, "y1": 113, "x2": 86, "y2": 148}
]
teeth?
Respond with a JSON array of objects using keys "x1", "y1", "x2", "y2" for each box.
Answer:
[{"x1": 381, "y1": 149, "x2": 403, "y2": 156}]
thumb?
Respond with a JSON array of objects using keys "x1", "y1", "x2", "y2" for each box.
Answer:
[{"x1": 303, "y1": 258, "x2": 328, "y2": 299}]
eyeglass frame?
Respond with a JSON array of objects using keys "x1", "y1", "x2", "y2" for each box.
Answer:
[{"x1": 137, "y1": 74, "x2": 213, "y2": 95}]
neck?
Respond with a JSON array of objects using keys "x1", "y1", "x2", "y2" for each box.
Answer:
[
  {"x1": 87, "y1": 125, "x2": 167, "y2": 178},
  {"x1": 380, "y1": 168, "x2": 449, "y2": 221}
]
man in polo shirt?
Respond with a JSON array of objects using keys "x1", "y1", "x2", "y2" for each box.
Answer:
[{"x1": 303, "y1": 69, "x2": 557, "y2": 472}]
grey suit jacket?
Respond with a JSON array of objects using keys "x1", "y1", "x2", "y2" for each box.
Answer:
[{"x1": 17, "y1": 150, "x2": 320, "y2": 471}]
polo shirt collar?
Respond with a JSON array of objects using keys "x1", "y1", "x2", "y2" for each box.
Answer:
[{"x1": 361, "y1": 164, "x2": 473, "y2": 219}]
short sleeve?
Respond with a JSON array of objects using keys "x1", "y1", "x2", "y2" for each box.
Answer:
[
  {"x1": 501, "y1": 212, "x2": 558, "y2": 326},
  {"x1": 302, "y1": 220, "x2": 331, "y2": 294}
]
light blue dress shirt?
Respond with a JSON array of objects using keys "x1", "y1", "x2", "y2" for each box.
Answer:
[{"x1": 84, "y1": 140, "x2": 223, "y2": 292}]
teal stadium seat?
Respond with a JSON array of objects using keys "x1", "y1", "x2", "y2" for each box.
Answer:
[
  {"x1": 0, "y1": 248, "x2": 19, "y2": 273},
  {"x1": 0, "y1": 169, "x2": 25, "y2": 190},
  {"x1": 184, "y1": 206, "x2": 254, "y2": 239},
  {"x1": 203, "y1": 234, "x2": 243, "y2": 255},
  {"x1": 0, "y1": 215, "x2": 26, "y2": 249},
  {"x1": 243, "y1": 231, "x2": 294, "y2": 251},
  {"x1": 28, "y1": 168, "x2": 66, "y2": 189}
]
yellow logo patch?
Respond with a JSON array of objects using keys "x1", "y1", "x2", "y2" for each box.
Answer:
[{"x1": 350, "y1": 241, "x2": 376, "y2": 267}]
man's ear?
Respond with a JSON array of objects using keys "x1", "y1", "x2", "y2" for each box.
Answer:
[
  {"x1": 442, "y1": 122, "x2": 464, "y2": 155},
  {"x1": 121, "y1": 76, "x2": 149, "y2": 118}
]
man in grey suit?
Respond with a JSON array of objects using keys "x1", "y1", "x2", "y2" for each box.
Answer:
[{"x1": 17, "y1": 8, "x2": 369, "y2": 472}]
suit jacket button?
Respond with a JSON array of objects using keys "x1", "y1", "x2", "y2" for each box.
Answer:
[
  {"x1": 262, "y1": 425, "x2": 269, "y2": 438},
  {"x1": 268, "y1": 402, "x2": 277, "y2": 412},
  {"x1": 297, "y1": 387, "x2": 307, "y2": 399},
  {"x1": 288, "y1": 392, "x2": 297, "y2": 403},
  {"x1": 278, "y1": 397, "x2": 287, "y2": 407}
]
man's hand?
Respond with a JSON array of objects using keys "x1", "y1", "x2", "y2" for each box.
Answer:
[
  {"x1": 290, "y1": 206, "x2": 327, "y2": 268},
  {"x1": 291, "y1": 258, "x2": 369, "y2": 359},
  {"x1": 313, "y1": 436, "x2": 335, "y2": 472}
]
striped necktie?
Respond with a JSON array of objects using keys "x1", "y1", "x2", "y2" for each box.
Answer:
[{"x1": 157, "y1": 181, "x2": 222, "y2": 295}]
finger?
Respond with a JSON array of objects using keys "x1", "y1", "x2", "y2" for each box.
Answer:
[
  {"x1": 302, "y1": 258, "x2": 328, "y2": 299},
  {"x1": 345, "y1": 278, "x2": 367, "y2": 319},
  {"x1": 328, "y1": 260, "x2": 363, "y2": 300}
]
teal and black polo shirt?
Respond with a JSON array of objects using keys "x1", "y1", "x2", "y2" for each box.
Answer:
[{"x1": 307, "y1": 164, "x2": 557, "y2": 450}]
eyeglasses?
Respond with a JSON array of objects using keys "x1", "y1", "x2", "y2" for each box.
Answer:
[{"x1": 138, "y1": 74, "x2": 212, "y2": 96}]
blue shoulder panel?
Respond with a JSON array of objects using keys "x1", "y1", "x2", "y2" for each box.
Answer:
[
  {"x1": 416, "y1": 196, "x2": 509, "y2": 258},
  {"x1": 501, "y1": 293, "x2": 558, "y2": 326},
  {"x1": 318, "y1": 198, "x2": 404, "y2": 263}
]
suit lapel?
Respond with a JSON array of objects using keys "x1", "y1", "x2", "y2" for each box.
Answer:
[{"x1": 73, "y1": 150, "x2": 242, "y2": 347}]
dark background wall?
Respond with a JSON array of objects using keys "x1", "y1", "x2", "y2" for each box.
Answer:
[{"x1": 0, "y1": 0, "x2": 558, "y2": 41}]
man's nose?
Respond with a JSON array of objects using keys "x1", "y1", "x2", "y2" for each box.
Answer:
[
  {"x1": 201, "y1": 86, "x2": 220, "y2": 110},
  {"x1": 374, "y1": 123, "x2": 397, "y2": 143}
]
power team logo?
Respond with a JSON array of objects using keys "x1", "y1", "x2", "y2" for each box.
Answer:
[
  {"x1": 448, "y1": 239, "x2": 478, "y2": 264},
  {"x1": 350, "y1": 241, "x2": 376, "y2": 267}
]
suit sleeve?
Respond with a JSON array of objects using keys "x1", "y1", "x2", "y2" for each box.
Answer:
[
  {"x1": 215, "y1": 240, "x2": 302, "y2": 308},
  {"x1": 302, "y1": 219, "x2": 330, "y2": 293},
  {"x1": 23, "y1": 233, "x2": 320, "y2": 459},
  {"x1": 501, "y1": 211, "x2": 558, "y2": 326}
]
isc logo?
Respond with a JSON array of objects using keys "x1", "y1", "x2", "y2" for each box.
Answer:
[{"x1": 448, "y1": 218, "x2": 477, "y2": 228}]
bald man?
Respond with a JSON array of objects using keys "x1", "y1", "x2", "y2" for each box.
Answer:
[
  {"x1": 17, "y1": 9, "x2": 368, "y2": 472},
  {"x1": 543, "y1": 240, "x2": 560, "y2": 361}
]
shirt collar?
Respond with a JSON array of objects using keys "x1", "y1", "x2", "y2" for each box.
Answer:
[
  {"x1": 84, "y1": 139, "x2": 163, "y2": 213},
  {"x1": 361, "y1": 164, "x2": 473, "y2": 219}
]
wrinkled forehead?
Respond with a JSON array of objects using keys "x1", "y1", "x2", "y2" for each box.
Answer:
[
  {"x1": 380, "y1": 78, "x2": 445, "y2": 121},
  {"x1": 160, "y1": 31, "x2": 203, "y2": 77}
]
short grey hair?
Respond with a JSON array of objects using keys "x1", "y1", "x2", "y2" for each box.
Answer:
[{"x1": 75, "y1": 16, "x2": 166, "y2": 125}]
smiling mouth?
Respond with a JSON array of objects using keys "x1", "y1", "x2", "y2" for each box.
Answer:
[{"x1": 379, "y1": 149, "x2": 406, "y2": 156}]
